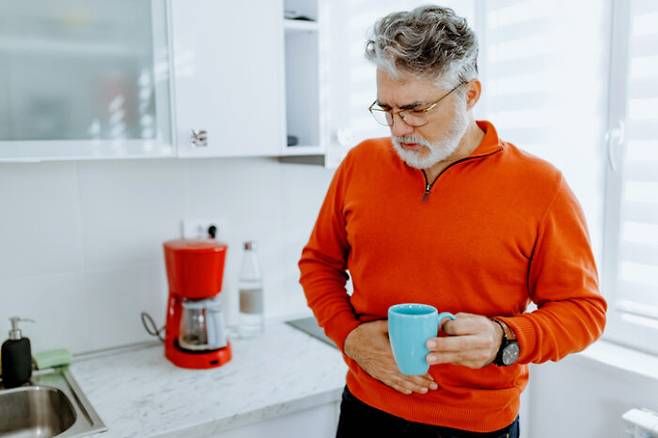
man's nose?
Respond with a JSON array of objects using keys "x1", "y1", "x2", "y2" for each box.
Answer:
[{"x1": 390, "y1": 114, "x2": 414, "y2": 137}]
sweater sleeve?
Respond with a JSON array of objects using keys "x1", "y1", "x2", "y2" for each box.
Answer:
[
  {"x1": 298, "y1": 154, "x2": 360, "y2": 352},
  {"x1": 497, "y1": 173, "x2": 607, "y2": 364}
]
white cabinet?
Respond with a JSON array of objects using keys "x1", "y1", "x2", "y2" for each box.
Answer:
[
  {"x1": 280, "y1": 0, "x2": 395, "y2": 167},
  {"x1": 0, "y1": 0, "x2": 174, "y2": 161},
  {"x1": 0, "y1": 0, "x2": 336, "y2": 162},
  {"x1": 280, "y1": 0, "x2": 324, "y2": 157},
  {"x1": 171, "y1": 0, "x2": 286, "y2": 158},
  {"x1": 213, "y1": 401, "x2": 340, "y2": 438}
]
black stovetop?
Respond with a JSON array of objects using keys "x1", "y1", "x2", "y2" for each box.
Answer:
[{"x1": 286, "y1": 317, "x2": 336, "y2": 350}]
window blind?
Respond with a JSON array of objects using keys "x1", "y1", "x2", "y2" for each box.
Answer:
[
  {"x1": 480, "y1": 0, "x2": 609, "y2": 264},
  {"x1": 610, "y1": 0, "x2": 658, "y2": 343}
]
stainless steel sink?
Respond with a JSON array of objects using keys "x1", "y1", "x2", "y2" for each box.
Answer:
[{"x1": 0, "y1": 368, "x2": 107, "y2": 438}]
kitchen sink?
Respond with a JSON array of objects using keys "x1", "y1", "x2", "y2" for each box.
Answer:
[{"x1": 0, "y1": 368, "x2": 106, "y2": 438}]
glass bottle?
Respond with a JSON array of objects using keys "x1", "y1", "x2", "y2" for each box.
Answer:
[{"x1": 238, "y1": 241, "x2": 265, "y2": 338}]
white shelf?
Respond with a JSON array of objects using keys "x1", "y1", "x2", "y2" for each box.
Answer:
[
  {"x1": 282, "y1": 0, "x2": 322, "y2": 160},
  {"x1": 280, "y1": 145, "x2": 323, "y2": 156},
  {"x1": 284, "y1": 19, "x2": 318, "y2": 33}
]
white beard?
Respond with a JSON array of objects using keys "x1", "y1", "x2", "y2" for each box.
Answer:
[{"x1": 391, "y1": 107, "x2": 469, "y2": 170}]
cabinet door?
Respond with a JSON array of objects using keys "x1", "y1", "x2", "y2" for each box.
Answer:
[
  {"x1": 172, "y1": 0, "x2": 285, "y2": 157},
  {"x1": 0, "y1": 0, "x2": 174, "y2": 161},
  {"x1": 213, "y1": 401, "x2": 340, "y2": 438}
]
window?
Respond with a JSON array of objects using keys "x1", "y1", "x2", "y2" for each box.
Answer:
[
  {"x1": 479, "y1": 0, "x2": 609, "y2": 262},
  {"x1": 602, "y1": 0, "x2": 658, "y2": 355},
  {"x1": 332, "y1": 0, "x2": 658, "y2": 354}
]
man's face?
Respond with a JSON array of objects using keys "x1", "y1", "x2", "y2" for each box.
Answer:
[{"x1": 375, "y1": 69, "x2": 469, "y2": 169}]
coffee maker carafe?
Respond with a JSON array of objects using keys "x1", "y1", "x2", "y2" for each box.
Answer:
[
  {"x1": 179, "y1": 297, "x2": 227, "y2": 351},
  {"x1": 163, "y1": 239, "x2": 231, "y2": 369}
]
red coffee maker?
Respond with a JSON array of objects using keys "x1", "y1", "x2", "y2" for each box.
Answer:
[{"x1": 163, "y1": 239, "x2": 232, "y2": 369}]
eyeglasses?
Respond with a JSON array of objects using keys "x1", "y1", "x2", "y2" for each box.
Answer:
[{"x1": 368, "y1": 81, "x2": 467, "y2": 127}]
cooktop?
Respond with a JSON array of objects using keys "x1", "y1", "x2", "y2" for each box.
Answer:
[{"x1": 286, "y1": 317, "x2": 336, "y2": 350}]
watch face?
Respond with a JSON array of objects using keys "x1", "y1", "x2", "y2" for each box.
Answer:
[{"x1": 502, "y1": 342, "x2": 520, "y2": 365}]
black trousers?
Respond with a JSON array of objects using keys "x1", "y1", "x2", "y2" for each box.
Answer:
[{"x1": 336, "y1": 386, "x2": 520, "y2": 438}]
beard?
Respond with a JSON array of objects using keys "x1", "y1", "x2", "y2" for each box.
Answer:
[{"x1": 391, "y1": 107, "x2": 469, "y2": 170}]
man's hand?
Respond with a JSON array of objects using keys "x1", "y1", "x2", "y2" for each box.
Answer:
[
  {"x1": 425, "y1": 313, "x2": 503, "y2": 369},
  {"x1": 344, "y1": 320, "x2": 437, "y2": 395}
]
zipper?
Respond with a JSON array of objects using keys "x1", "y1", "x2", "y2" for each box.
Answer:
[
  {"x1": 421, "y1": 146, "x2": 502, "y2": 202},
  {"x1": 422, "y1": 174, "x2": 432, "y2": 203}
]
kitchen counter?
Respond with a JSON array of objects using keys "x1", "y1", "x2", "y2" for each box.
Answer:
[{"x1": 71, "y1": 322, "x2": 347, "y2": 438}]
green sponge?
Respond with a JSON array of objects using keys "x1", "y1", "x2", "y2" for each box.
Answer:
[{"x1": 33, "y1": 349, "x2": 72, "y2": 370}]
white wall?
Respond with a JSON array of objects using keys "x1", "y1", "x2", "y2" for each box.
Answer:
[
  {"x1": 0, "y1": 158, "x2": 334, "y2": 354},
  {"x1": 527, "y1": 356, "x2": 658, "y2": 437}
]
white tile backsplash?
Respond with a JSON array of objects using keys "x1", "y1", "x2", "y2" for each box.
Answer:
[
  {"x1": 0, "y1": 157, "x2": 334, "y2": 354},
  {"x1": 0, "y1": 161, "x2": 84, "y2": 278},
  {"x1": 78, "y1": 264, "x2": 168, "y2": 351},
  {"x1": 77, "y1": 159, "x2": 187, "y2": 271},
  {"x1": 0, "y1": 272, "x2": 83, "y2": 354}
]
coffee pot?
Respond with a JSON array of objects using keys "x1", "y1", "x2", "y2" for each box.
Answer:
[
  {"x1": 163, "y1": 238, "x2": 231, "y2": 369},
  {"x1": 179, "y1": 297, "x2": 227, "y2": 351}
]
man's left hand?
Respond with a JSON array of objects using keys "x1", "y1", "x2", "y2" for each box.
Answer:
[{"x1": 425, "y1": 312, "x2": 503, "y2": 369}]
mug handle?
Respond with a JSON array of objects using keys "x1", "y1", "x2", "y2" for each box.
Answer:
[{"x1": 437, "y1": 312, "x2": 456, "y2": 333}]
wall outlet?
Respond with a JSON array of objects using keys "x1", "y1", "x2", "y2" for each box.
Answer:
[{"x1": 181, "y1": 218, "x2": 229, "y2": 240}]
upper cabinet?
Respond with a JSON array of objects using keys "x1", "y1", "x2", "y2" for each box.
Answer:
[
  {"x1": 171, "y1": 0, "x2": 286, "y2": 158},
  {"x1": 0, "y1": 0, "x2": 336, "y2": 162},
  {"x1": 280, "y1": 0, "x2": 324, "y2": 157},
  {"x1": 0, "y1": 0, "x2": 174, "y2": 161}
]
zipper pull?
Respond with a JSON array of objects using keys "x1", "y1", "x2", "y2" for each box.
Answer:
[{"x1": 422, "y1": 183, "x2": 431, "y2": 202}]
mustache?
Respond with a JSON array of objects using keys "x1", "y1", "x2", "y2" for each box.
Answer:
[{"x1": 393, "y1": 136, "x2": 431, "y2": 147}]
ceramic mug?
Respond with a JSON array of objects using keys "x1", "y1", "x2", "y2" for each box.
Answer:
[{"x1": 388, "y1": 303, "x2": 456, "y2": 376}]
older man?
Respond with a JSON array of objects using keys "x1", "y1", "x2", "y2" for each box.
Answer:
[{"x1": 299, "y1": 5, "x2": 606, "y2": 437}]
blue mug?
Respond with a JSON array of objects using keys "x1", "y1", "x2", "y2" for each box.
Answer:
[{"x1": 388, "y1": 303, "x2": 456, "y2": 376}]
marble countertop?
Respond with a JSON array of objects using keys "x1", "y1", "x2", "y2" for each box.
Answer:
[{"x1": 71, "y1": 322, "x2": 347, "y2": 438}]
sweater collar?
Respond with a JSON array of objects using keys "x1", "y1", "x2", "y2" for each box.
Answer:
[{"x1": 469, "y1": 120, "x2": 504, "y2": 157}]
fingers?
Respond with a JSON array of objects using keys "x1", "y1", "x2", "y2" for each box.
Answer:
[
  {"x1": 441, "y1": 313, "x2": 483, "y2": 336},
  {"x1": 385, "y1": 374, "x2": 438, "y2": 395},
  {"x1": 374, "y1": 365, "x2": 437, "y2": 395},
  {"x1": 410, "y1": 374, "x2": 436, "y2": 388},
  {"x1": 426, "y1": 334, "x2": 488, "y2": 353},
  {"x1": 426, "y1": 350, "x2": 493, "y2": 368},
  {"x1": 425, "y1": 313, "x2": 500, "y2": 369}
]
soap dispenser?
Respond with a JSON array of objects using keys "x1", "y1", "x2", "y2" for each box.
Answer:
[{"x1": 1, "y1": 317, "x2": 34, "y2": 388}]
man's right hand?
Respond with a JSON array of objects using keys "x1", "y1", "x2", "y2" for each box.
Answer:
[{"x1": 343, "y1": 320, "x2": 437, "y2": 395}]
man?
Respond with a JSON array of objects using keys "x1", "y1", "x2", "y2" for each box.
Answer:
[{"x1": 299, "y1": 5, "x2": 607, "y2": 437}]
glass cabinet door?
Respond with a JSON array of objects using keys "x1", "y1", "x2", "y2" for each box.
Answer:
[{"x1": 0, "y1": 0, "x2": 173, "y2": 160}]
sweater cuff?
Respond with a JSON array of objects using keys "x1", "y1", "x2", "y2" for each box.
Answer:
[
  {"x1": 322, "y1": 312, "x2": 361, "y2": 352},
  {"x1": 495, "y1": 315, "x2": 537, "y2": 365}
]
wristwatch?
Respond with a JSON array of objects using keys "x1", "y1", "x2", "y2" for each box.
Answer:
[{"x1": 492, "y1": 318, "x2": 519, "y2": 366}]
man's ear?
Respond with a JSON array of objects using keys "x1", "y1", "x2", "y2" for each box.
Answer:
[{"x1": 464, "y1": 80, "x2": 482, "y2": 110}]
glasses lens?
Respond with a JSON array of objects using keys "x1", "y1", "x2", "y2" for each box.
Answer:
[
  {"x1": 400, "y1": 111, "x2": 427, "y2": 127},
  {"x1": 370, "y1": 109, "x2": 392, "y2": 126}
]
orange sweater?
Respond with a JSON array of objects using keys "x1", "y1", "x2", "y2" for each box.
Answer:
[{"x1": 298, "y1": 120, "x2": 607, "y2": 432}]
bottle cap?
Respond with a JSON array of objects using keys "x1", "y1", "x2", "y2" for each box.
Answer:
[{"x1": 243, "y1": 241, "x2": 255, "y2": 251}]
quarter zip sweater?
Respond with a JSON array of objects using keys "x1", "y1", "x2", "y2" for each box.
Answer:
[{"x1": 298, "y1": 120, "x2": 607, "y2": 432}]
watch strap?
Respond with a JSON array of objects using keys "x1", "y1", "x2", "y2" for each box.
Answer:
[
  {"x1": 492, "y1": 318, "x2": 516, "y2": 340},
  {"x1": 492, "y1": 318, "x2": 518, "y2": 366}
]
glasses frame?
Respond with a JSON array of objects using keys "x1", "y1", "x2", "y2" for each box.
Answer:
[{"x1": 368, "y1": 81, "x2": 467, "y2": 128}]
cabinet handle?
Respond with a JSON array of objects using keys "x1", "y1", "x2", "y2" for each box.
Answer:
[{"x1": 191, "y1": 129, "x2": 208, "y2": 147}]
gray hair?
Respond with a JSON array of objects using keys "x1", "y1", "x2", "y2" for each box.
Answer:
[{"x1": 365, "y1": 5, "x2": 478, "y2": 88}]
